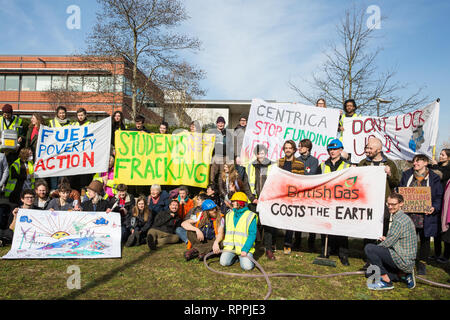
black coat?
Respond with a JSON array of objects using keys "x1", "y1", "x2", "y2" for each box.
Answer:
[
  {"x1": 151, "y1": 209, "x2": 181, "y2": 234},
  {"x1": 81, "y1": 199, "x2": 110, "y2": 212}
]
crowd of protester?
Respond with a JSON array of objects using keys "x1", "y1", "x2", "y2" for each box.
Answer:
[{"x1": 0, "y1": 100, "x2": 449, "y2": 292}]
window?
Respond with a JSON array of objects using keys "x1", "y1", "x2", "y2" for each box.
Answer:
[
  {"x1": 36, "y1": 75, "x2": 51, "y2": 91},
  {"x1": 21, "y1": 75, "x2": 36, "y2": 91},
  {"x1": 68, "y1": 76, "x2": 83, "y2": 91},
  {"x1": 5, "y1": 75, "x2": 19, "y2": 91},
  {"x1": 98, "y1": 76, "x2": 114, "y2": 92},
  {"x1": 124, "y1": 77, "x2": 132, "y2": 96},
  {"x1": 83, "y1": 76, "x2": 99, "y2": 92},
  {"x1": 114, "y1": 76, "x2": 123, "y2": 93},
  {"x1": 0, "y1": 75, "x2": 4, "y2": 90},
  {"x1": 52, "y1": 75, "x2": 67, "y2": 90}
]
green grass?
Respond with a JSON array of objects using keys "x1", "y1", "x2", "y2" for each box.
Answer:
[{"x1": 1, "y1": 239, "x2": 449, "y2": 300}]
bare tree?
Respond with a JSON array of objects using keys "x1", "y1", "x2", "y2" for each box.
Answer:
[
  {"x1": 85, "y1": 0, "x2": 205, "y2": 121},
  {"x1": 289, "y1": 6, "x2": 428, "y2": 117}
]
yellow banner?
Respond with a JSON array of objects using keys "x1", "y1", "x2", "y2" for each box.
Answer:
[{"x1": 113, "y1": 131, "x2": 215, "y2": 187}]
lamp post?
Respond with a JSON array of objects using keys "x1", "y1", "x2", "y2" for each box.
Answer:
[{"x1": 376, "y1": 98, "x2": 392, "y2": 117}]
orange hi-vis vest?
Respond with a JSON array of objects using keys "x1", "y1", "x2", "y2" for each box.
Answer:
[{"x1": 186, "y1": 212, "x2": 224, "y2": 249}]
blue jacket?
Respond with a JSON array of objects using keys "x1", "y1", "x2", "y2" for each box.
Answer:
[
  {"x1": 148, "y1": 190, "x2": 170, "y2": 217},
  {"x1": 399, "y1": 168, "x2": 443, "y2": 237}
]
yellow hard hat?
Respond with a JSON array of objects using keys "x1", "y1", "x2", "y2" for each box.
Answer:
[{"x1": 230, "y1": 192, "x2": 248, "y2": 202}]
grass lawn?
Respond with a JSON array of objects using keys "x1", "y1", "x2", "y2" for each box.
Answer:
[{"x1": 1, "y1": 238, "x2": 449, "y2": 300}]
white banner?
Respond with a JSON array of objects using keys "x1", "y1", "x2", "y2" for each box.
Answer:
[
  {"x1": 2, "y1": 209, "x2": 122, "y2": 259},
  {"x1": 34, "y1": 117, "x2": 112, "y2": 177},
  {"x1": 343, "y1": 101, "x2": 440, "y2": 163},
  {"x1": 257, "y1": 166, "x2": 386, "y2": 239},
  {"x1": 240, "y1": 98, "x2": 340, "y2": 164}
]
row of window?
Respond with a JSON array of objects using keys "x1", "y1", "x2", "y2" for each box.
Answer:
[{"x1": 0, "y1": 74, "x2": 133, "y2": 95}]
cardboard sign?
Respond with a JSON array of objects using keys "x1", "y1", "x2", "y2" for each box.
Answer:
[{"x1": 398, "y1": 187, "x2": 432, "y2": 213}]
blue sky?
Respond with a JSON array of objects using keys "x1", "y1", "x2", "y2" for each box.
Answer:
[{"x1": 1, "y1": 0, "x2": 449, "y2": 148}]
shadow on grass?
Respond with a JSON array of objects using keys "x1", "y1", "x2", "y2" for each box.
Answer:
[{"x1": 56, "y1": 251, "x2": 150, "y2": 300}]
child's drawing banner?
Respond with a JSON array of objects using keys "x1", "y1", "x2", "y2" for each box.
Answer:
[
  {"x1": 343, "y1": 101, "x2": 440, "y2": 163},
  {"x1": 257, "y1": 166, "x2": 386, "y2": 239},
  {"x1": 114, "y1": 131, "x2": 215, "y2": 188},
  {"x1": 2, "y1": 209, "x2": 122, "y2": 259},
  {"x1": 240, "y1": 98, "x2": 340, "y2": 164},
  {"x1": 34, "y1": 117, "x2": 112, "y2": 177}
]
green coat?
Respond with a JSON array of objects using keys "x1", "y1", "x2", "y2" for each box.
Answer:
[{"x1": 357, "y1": 153, "x2": 400, "y2": 201}]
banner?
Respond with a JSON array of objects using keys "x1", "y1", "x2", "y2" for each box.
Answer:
[
  {"x1": 34, "y1": 117, "x2": 112, "y2": 177},
  {"x1": 398, "y1": 187, "x2": 432, "y2": 213},
  {"x1": 114, "y1": 131, "x2": 215, "y2": 188},
  {"x1": 343, "y1": 101, "x2": 440, "y2": 163},
  {"x1": 257, "y1": 166, "x2": 386, "y2": 239},
  {"x1": 2, "y1": 209, "x2": 122, "y2": 259},
  {"x1": 240, "y1": 99, "x2": 340, "y2": 164}
]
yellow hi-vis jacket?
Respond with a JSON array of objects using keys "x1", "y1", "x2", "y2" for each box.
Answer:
[
  {"x1": 247, "y1": 160, "x2": 273, "y2": 197},
  {"x1": 5, "y1": 159, "x2": 35, "y2": 197},
  {"x1": 49, "y1": 118, "x2": 71, "y2": 128},
  {"x1": 0, "y1": 115, "x2": 22, "y2": 132},
  {"x1": 339, "y1": 113, "x2": 360, "y2": 141},
  {"x1": 320, "y1": 160, "x2": 351, "y2": 173},
  {"x1": 223, "y1": 209, "x2": 258, "y2": 255}
]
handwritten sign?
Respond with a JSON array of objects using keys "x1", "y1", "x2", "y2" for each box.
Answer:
[
  {"x1": 240, "y1": 99, "x2": 340, "y2": 165},
  {"x1": 398, "y1": 187, "x2": 432, "y2": 213},
  {"x1": 257, "y1": 166, "x2": 386, "y2": 239},
  {"x1": 114, "y1": 131, "x2": 215, "y2": 188},
  {"x1": 34, "y1": 117, "x2": 111, "y2": 178},
  {"x1": 343, "y1": 101, "x2": 440, "y2": 163}
]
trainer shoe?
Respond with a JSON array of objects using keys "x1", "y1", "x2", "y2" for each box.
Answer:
[
  {"x1": 184, "y1": 248, "x2": 199, "y2": 261},
  {"x1": 404, "y1": 270, "x2": 416, "y2": 289},
  {"x1": 283, "y1": 246, "x2": 291, "y2": 255},
  {"x1": 367, "y1": 280, "x2": 394, "y2": 291}
]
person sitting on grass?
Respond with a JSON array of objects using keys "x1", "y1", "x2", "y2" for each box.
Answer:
[
  {"x1": 109, "y1": 183, "x2": 135, "y2": 242},
  {"x1": 0, "y1": 189, "x2": 40, "y2": 247},
  {"x1": 124, "y1": 196, "x2": 152, "y2": 247},
  {"x1": 365, "y1": 192, "x2": 417, "y2": 290},
  {"x1": 33, "y1": 179, "x2": 51, "y2": 210},
  {"x1": 182, "y1": 199, "x2": 224, "y2": 261},
  {"x1": 219, "y1": 192, "x2": 258, "y2": 271},
  {"x1": 47, "y1": 183, "x2": 79, "y2": 211},
  {"x1": 146, "y1": 199, "x2": 182, "y2": 251},
  {"x1": 81, "y1": 180, "x2": 111, "y2": 212}
]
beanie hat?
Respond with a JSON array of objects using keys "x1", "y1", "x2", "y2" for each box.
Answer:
[
  {"x1": 216, "y1": 116, "x2": 226, "y2": 124},
  {"x1": 2, "y1": 104, "x2": 13, "y2": 114}
]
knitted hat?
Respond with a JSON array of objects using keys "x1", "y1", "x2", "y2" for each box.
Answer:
[
  {"x1": 216, "y1": 116, "x2": 226, "y2": 124},
  {"x1": 86, "y1": 180, "x2": 103, "y2": 195},
  {"x1": 2, "y1": 104, "x2": 13, "y2": 114}
]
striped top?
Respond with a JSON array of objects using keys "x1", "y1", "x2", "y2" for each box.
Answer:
[{"x1": 379, "y1": 210, "x2": 417, "y2": 273}]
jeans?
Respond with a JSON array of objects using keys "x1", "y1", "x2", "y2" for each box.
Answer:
[
  {"x1": 175, "y1": 227, "x2": 188, "y2": 244},
  {"x1": 364, "y1": 243, "x2": 401, "y2": 282},
  {"x1": 220, "y1": 251, "x2": 254, "y2": 271}
]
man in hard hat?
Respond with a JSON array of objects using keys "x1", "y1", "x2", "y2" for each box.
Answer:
[
  {"x1": 182, "y1": 199, "x2": 225, "y2": 261},
  {"x1": 317, "y1": 138, "x2": 352, "y2": 266},
  {"x1": 220, "y1": 192, "x2": 258, "y2": 270}
]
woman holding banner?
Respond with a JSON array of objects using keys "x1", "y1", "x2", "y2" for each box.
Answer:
[{"x1": 399, "y1": 154, "x2": 443, "y2": 275}]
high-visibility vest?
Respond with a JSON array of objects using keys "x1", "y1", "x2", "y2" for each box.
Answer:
[
  {"x1": 92, "y1": 172, "x2": 116, "y2": 199},
  {"x1": 186, "y1": 212, "x2": 224, "y2": 249},
  {"x1": 223, "y1": 209, "x2": 258, "y2": 255},
  {"x1": 5, "y1": 159, "x2": 35, "y2": 197},
  {"x1": 71, "y1": 120, "x2": 91, "y2": 126},
  {"x1": 320, "y1": 160, "x2": 351, "y2": 174},
  {"x1": 339, "y1": 113, "x2": 360, "y2": 141},
  {"x1": 49, "y1": 118, "x2": 71, "y2": 128},
  {"x1": 0, "y1": 115, "x2": 22, "y2": 132},
  {"x1": 247, "y1": 160, "x2": 273, "y2": 196}
]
